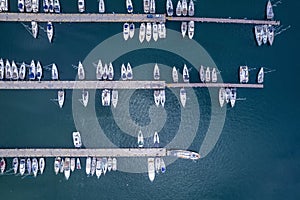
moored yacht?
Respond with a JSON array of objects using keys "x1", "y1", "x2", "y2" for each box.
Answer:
[
  {"x1": 85, "y1": 157, "x2": 91, "y2": 175},
  {"x1": 239, "y1": 65, "x2": 249, "y2": 83},
  {"x1": 96, "y1": 158, "x2": 102, "y2": 178},
  {"x1": 53, "y1": 0, "x2": 60, "y2": 13},
  {"x1": 183, "y1": 64, "x2": 189, "y2": 82},
  {"x1": 96, "y1": 59, "x2": 103, "y2": 80},
  {"x1": 138, "y1": 130, "x2": 144, "y2": 147},
  {"x1": 166, "y1": 0, "x2": 173, "y2": 16},
  {"x1": 211, "y1": 67, "x2": 217, "y2": 82},
  {"x1": 123, "y1": 22, "x2": 130, "y2": 41},
  {"x1": 172, "y1": 66, "x2": 178, "y2": 83},
  {"x1": 267, "y1": 25, "x2": 274, "y2": 46},
  {"x1": 180, "y1": 87, "x2": 187, "y2": 107},
  {"x1": 99, "y1": 0, "x2": 105, "y2": 13},
  {"x1": 26, "y1": 158, "x2": 31, "y2": 174},
  {"x1": 254, "y1": 25, "x2": 263, "y2": 46},
  {"x1": 60, "y1": 158, "x2": 64, "y2": 173},
  {"x1": 152, "y1": 23, "x2": 158, "y2": 42},
  {"x1": 49, "y1": 0, "x2": 54, "y2": 12},
  {"x1": 126, "y1": 0, "x2": 133, "y2": 13},
  {"x1": 32, "y1": 158, "x2": 38, "y2": 177},
  {"x1": 78, "y1": 61, "x2": 85, "y2": 80},
  {"x1": 188, "y1": 21, "x2": 194, "y2": 39},
  {"x1": 230, "y1": 88, "x2": 237, "y2": 107},
  {"x1": 111, "y1": 89, "x2": 118, "y2": 108},
  {"x1": 257, "y1": 67, "x2": 264, "y2": 84},
  {"x1": 102, "y1": 157, "x2": 108, "y2": 175},
  {"x1": 102, "y1": 63, "x2": 108, "y2": 80},
  {"x1": 148, "y1": 158, "x2": 155, "y2": 182},
  {"x1": 139, "y1": 23, "x2": 146, "y2": 43},
  {"x1": 54, "y1": 157, "x2": 61, "y2": 175},
  {"x1": 13, "y1": 157, "x2": 18, "y2": 174},
  {"x1": 18, "y1": 0, "x2": 25, "y2": 12},
  {"x1": 155, "y1": 157, "x2": 160, "y2": 174},
  {"x1": 107, "y1": 157, "x2": 112, "y2": 172},
  {"x1": 146, "y1": 22, "x2": 152, "y2": 42},
  {"x1": 182, "y1": 0, "x2": 188, "y2": 16},
  {"x1": 73, "y1": 131, "x2": 82, "y2": 148},
  {"x1": 188, "y1": 0, "x2": 194, "y2": 16},
  {"x1": 149, "y1": 0, "x2": 155, "y2": 14},
  {"x1": 5, "y1": 59, "x2": 12, "y2": 79},
  {"x1": 11, "y1": 60, "x2": 19, "y2": 80},
  {"x1": 19, "y1": 62, "x2": 26, "y2": 80},
  {"x1": 58, "y1": 89, "x2": 65, "y2": 108},
  {"x1": 153, "y1": 131, "x2": 159, "y2": 147},
  {"x1": 158, "y1": 23, "x2": 163, "y2": 38},
  {"x1": 129, "y1": 23, "x2": 135, "y2": 39},
  {"x1": 262, "y1": 25, "x2": 268, "y2": 44},
  {"x1": 225, "y1": 87, "x2": 231, "y2": 104},
  {"x1": 199, "y1": 65, "x2": 205, "y2": 82},
  {"x1": 153, "y1": 63, "x2": 160, "y2": 80},
  {"x1": 161, "y1": 23, "x2": 166, "y2": 38},
  {"x1": 0, "y1": 158, "x2": 5, "y2": 174},
  {"x1": 32, "y1": 0, "x2": 39, "y2": 12},
  {"x1": 205, "y1": 67, "x2": 210, "y2": 82},
  {"x1": 82, "y1": 90, "x2": 89, "y2": 107},
  {"x1": 218, "y1": 87, "x2": 225, "y2": 107},
  {"x1": 36, "y1": 61, "x2": 42, "y2": 81},
  {"x1": 108, "y1": 62, "x2": 114, "y2": 80},
  {"x1": 43, "y1": 0, "x2": 49, "y2": 12},
  {"x1": 266, "y1": 0, "x2": 274, "y2": 19},
  {"x1": 47, "y1": 22, "x2": 53, "y2": 43},
  {"x1": 25, "y1": 0, "x2": 32, "y2": 12},
  {"x1": 70, "y1": 158, "x2": 75, "y2": 172},
  {"x1": 154, "y1": 90, "x2": 160, "y2": 107},
  {"x1": 78, "y1": 0, "x2": 85, "y2": 13},
  {"x1": 176, "y1": 0, "x2": 182, "y2": 16},
  {"x1": 160, "y1": 90, "x2": 166, "y2": 107},
  {"x1": 29, "y1": 60, "x2": 36, "y2": 80},
  {"x1": 144, "y1": 0, "x2": 150, "y2": 13},
  {"x1": 64, "y1": 157, "x2": 71, "y2": 180},
  {"x1": 0, "y1": 58, "x2": 4, "y2": 79},
  {"x1": 19, "y1": 159, "x2": 26, "y2": 175},
  {"x1": 51, "y1": 63, "x2": 58, "y2": 80},
  {"x1": 91, "y1": 157, "x2": 96, "y2": 176},
  {"x1": 160, "y1": 158, "x2": 166, "y2": 173},
  {"x1": 102, "y1": 89, "x2": 111, "y2": 106},
  {"x1": 127, "y1": 62, "x2": 133, "y2": 80},
  {"x1": 39, "y1": 158, "x2": 45, "y2": 174},
  {"x1": 121, "y1": 63, "x2": 127, "y2": 80},
  {"x1": 76, "y1": 158, "x2": 81, "y2": 170},
  {"x1": 168, "y1": 150, "x2": 200, "y2": 160},
  {"x1": 31, "y1": 21, "x2": 38, "y2": 38},
  {"x1": 112, "y1": 158, "x2": 117, "y2": 171},
  {"x1": 181, "y1": 21, "x2": 187, "y2": 37}
]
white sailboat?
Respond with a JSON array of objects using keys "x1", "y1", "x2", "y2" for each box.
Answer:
[
  {"x1": 107, "y1": 157, "x2": 112, "y2": 172},
  {"x1": 108, "y1": 62, "x2": 114, "y2": 80},
  {"x1": 266, "y1": 0, "x2": 274, "y2": 19},
  {"x1": 111, "y1": 90, "x2": 118, "y2": 108},
  {"x1": 199, "y1": 65, "x2": 205, "y2": 82},
  {"x1": 76, "y1": 158, "x2": 81, "y2": 170},
  {"x1": 13, "y1": 158, "x2": 18, "y2": 174},
  {"x1": 53, "y1": 0, "x2": 60, "y2": 13},
  {"x1": 146, "y1": 22, "x2": 152, "y2": 42},
  {"x1": 138, "y1": 130, "x2": 144, "y2": 147},
  {"x1": 64, "y1": 157, "x2": 71, "y2": 180},
  {"x1": 49, "y1": 0, "x2": 54, "y2": 12},
  {"x1": 99, "y1": 0, "x2": 105, "y2": 13},
  {"x1": 78, "y1": 0, "x2": 85, "y2": 13},
  {"x1": 188, "y1": 21, "x2": 194, "y2": 39},
  {"x1": 85, "y1": 157, "x2": 91, "y2": 175},
  {"x1": 5, "y1": 60, "x2": 12, "y2": 79},
  {"x1": 60, "y1": 158, "x2": 64, "y2": 173},
  {"x1": 166, "y1": 0, "x2": 173, "y2": 16},
  {"x1": 82, "y1": 90, "x2": 89, "y2": 107},
  {"x1": 123, "y1": 22, "x2": 130, "y2": 41},
  {"x1": 149, "y1": 0, "x2": 155, "y2": 14},
  {"x1": 96, "y1": 59, "x2": 103, "y2": 80},
  {"x1": 211, "y1": 67, "x2": 217, "y2": 83},
  {"x1": 160, "y1": 90, "x2": 166, "y2": 107},
  {"x1": 262, "y1": 25, "x2": 268, "y2": 44},
  {"x1": 160, "y1": 158, "x2": 166, "y2": 173},
  {"x1": 154, "y1": 90, "x2": 160, "y2": 107},
  {"x1": 18, "y1": 0, "x2": 25, "y2": 12},
  {"x1": 161, "y1": 23, "x2": 166, "y2": 38},
  {"x1": 19, "y1": 159, "x2": 26, "y2": 175},
  {"x1": 153, "y1": 63, "x2": 160, "y2": 80},
  {"x1": 172, "y1": 66, "x2": 178, "y2": 83},
  {"x1": 182, "y1": 0, "x2": 188, "y2": 16},
  {"x1": 0, "y1": 158, "x2": 5, "y2": 174},
  {"x1": 148, "y1": 158, "x2": 155, "y2": 182},
  {"x1": 78, "y1": 61, "x2": 85, "y2": 80},
  {"x1": 155, "y1": 157, "x2": 160, "y2": 174},
  {"x1": 32, "y1": 158, "x2": 38, "y2": 177},
  {"x1": 58, "y1": 90, "x2": 65, "y2": 108},
  {"x1": 32, "y1": 0, "x2": 39, "y2": 12},
  {"x1": 112, "y1": 158, "x2": 117, "y2": 171},
  {"x1": 101, "y1": 89, "x2": 111, "y2": 106},
  {"x1": 121, "y1": 63, "x2": 127, "y2": 80},
  {"x1": 139, "y1": 23, "x2": 146, "y2": 43},
  {"x1": 129, "y1": 23, "x2": 135, "y2": 39},
  {"x1": 143, "y1": 0, "x2": 150, "y2": 13},
  {"x1": 73, "y1": 131, "x2": 82, "y2": 148},
  {"x1": 51, "y1": 63, "x2": 58, "y2": 80},
  {"x1": 70, "y1": 158, "x2": 75, "y2": 172},
  {"x1": 31, "y1": 21, "x2": 38, "y2": 38},
  {"x1": 11, "y1": 61, "x2": 19, "y2": 80},
  {"x1": 205, "y1": 67, "x2": 211, "y2": 82},
  {"x1": 126, "y1": 0, "x2": 133, "y2": 13},
  {"x1": 176, "y1": 0, "x2": 182, "y2": 16},
  {"x1": 183, "y1": 64, "x2": 189, "y2": 82},
  {"x1": 47, "y1": 22, "x2": 53, "y2": 43},
  {"x1": 29, "y1": 60, "x2": 36, "y2": 80},
  {"x1": 267, "y1": 25, "x2": 274, "y2": 46},
  {"x1": 102, "y1": 157, "x2": 108, "y2": 175},
  {"x1": 239, "y1": 65, "x2": 249, "y2": 83},
  {"x1": 26, "y1": 158, "x2": 31, "y2": 174},
  {"x1": 25, "y1": 0, "x2": 32, "y2": 12},
  {"x1": 54, "y1": 157, "x2": 61, "y2": 175},
  {"x1": 153, "y1": 131, "x2": 159, "y2": 146},
  {"x1": 257, "y1": 67, "x2": 264, "y2": 84},
  {"x1": 188, "y1": 0, "x2": 194, "y2": 16},
  {"x1": 91, "y1": 157, "x2": 96, "y2": 176},
  {"x1": 126, "y1": 62, "x2": 133, "y2": 80},
  {"x1": 152, "y1": 23, "x2": 158, "y2": 42},
  {"x1": 19, "y1": 62, "x2": 26, "y2": 80},
  {"x1": 96, "y1": 158, "x2": 102, "y2": 178},
  {"x1": 218, "y1": 87, "x2": 225, "y2": 107},
  {"x1": 230, "y1": 88, "x2": 237, "y2": 108},
  {"x1": 102, "y1": 63, "x2": 108, "y2": 80},
  {"x1": 181, "y1": 21, "x2": 187, "y2": 37},
  {"x1": 180, "y1": 88, "x2": 187, "y2": 107},
  {"x1": 43, "y1": 0, "x2": 49, "y2": 12},
  {"x1": 0, "y1": 58, "x2": 4, "y2": 79},
  {"x1": 254, "y1": 25, "x2": 263, "y2": 46},
  {"x1": 39, "y1": 158, "x2": 45, "y2": 174},
  {"x1": 36, "y1": 61, "x2": 43, "y2": 82}
]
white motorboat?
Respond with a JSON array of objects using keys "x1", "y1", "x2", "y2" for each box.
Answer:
[
  {"x1": 13, "y1": 158, "x2": 18, "y2": 174},
  {"x1": 29, "y1": 60, "x2": 36, "y2": 80},
  {"x1": 0, "y1": 58, "x2": 4, "y2": 79},
  {"x1": 262, "y1": 25, "x2": 268, "y2": 44},
  {"x1": 49, "y1": 0, "x2": 54, "y2": 12},
  {"x1": 126, "y1": 0, "x2": 133, "y2": 13},
  {"x1": 181, "y1": 21, "x2": 187, "y2": 37},
  {"x1": 138, "y1": 130, "x2": 144, "y2": 147},
  {"x1": 211, "y1": 67, "x2": 217, "y2": 82},
  {"x1": 25, "y1": 0, "x2": 32, "y2": 12},
  {"x1": 155, "y1": 157, "x2": 160, "y2": 174},
  {"x1": 53, "y1": 0, "x2": 60, "y2": 13},
  {"x1": 19, "y1": 62, "x2": 26, "y2": 80},
  {"x1": 254, "y1": 25, "x2": 263, "y2": 46},
  {"x1": 26, "y1": 158, "x2": 31, "y2": 174},
  {"x1": 154, "y1": 90, "x2": 160, "y2": 107},
  {"x1": 182, "y1": 0, "x2": 187, "y2": 16},
  {"x1": 64, "y1": 158, "x2": 71, "y2": 180},
  {"x1": 51, "y1": 63, "x2": 58, "y2": 80},
  {"x1": 96, "y1": 158, "x2": 102, "y2": 178},
  {"x1": 96, "y1": 59, "x2": 103, "y2": 80},
  {"x1": 58, "y1": 90, "x2": 65, "y2": 108},
  {"x1": 160, "y1": 90, "x2": 166, "y2": 107},
  {"x1": 152, "y1": 23, "x2": 158, "y2": 41},
  {"x1": 149, "y1": 0, "x2": 155, "y2": 13},
  {"x1": 70, "y1": 158, "x2": 75, "y2": 172},
  {"x1": 143, "y1": 0, "x2": 150, "y2": 13},
  {"x1": 146, "y1": 22, "x2": 152, "y2": 42},
  {"x1": 176, "y1": 0, "x2": 182, "y2": 16},
  {"x1": 153, "y1": 63, "x2": 160, "y2": 80},
  {"x1": 107, "y1": 157, "x2": 112, "y2": 172},
  {"x1": 108, "y1": 62, "x2": 114, "y2": 80},
  {"x1": 91, "y1": 157, "x2": 96, "y2": 176},
  {"x1": 111, "y1": 90, "x2": 118, "y2": 108},
  {"x1": 239, "y1": 65, "x2": 249, "y2": 83},
  {"x1": 205, "y1": 67, "x2": 211, "y2": 82},
  {"x1": 36, "y1": 61, "x2": 43, "y2": 81},
  {"x1": 54, "y1": 157, "x2": 61, "y2": 175},
  {"x1": 5, "y1": 59, "x2": 12, "y2": 79},
  {"x1": 267, "y1": 25, "x2": 274, "y2": 46},
  {"x1": 82, "y1": 90, "x2": 89, "y2": 107},
  {"x1": 60, "y1": 158, "x2": 64, "y2": 173},
  {"x1": 218, "y1": 87, "x2": 225, "y2": 107},
  {"x1": 129, "y1": 23, "x2": 135, "y2": 38},
  {"x1": 102, "y1": 157, "x2": 108, "y2": 175},
  {"x1": 230, "y1": 88, "x2": 237, "y2": 107},
  {"x1": 31, "y1": 21, "x2": 38, "y2": 38},
  {"x1": 126, "y1": 62, "x2": 133, "y2": 80},
  {"x1": 47, "y1": 22, "x2": 53, "y2": 43},
  {"x1": 153, "y1": 131, "x2": 159, "y2": 147},
  {"x1": 199, "y1": 65, "x2": 204, "y2": 82},
  {"x1": 180, "y1": 88, "x2": 187, "y2": 107},
  {"x1": 32, "y1": 0, "x2": 39, "y2": 12},
  {"x1": 225, "y1": 88, "x2": 231, "y2": 104},
  {"x1": 39, "y1": 158, "x2": 45, "y2": 174},
  {"x1": 172, "y1": 66, "x2": 178, "y2": 83},
  {"x1": 183, "y1": 64, "x2": 189, "y2": 82},
  {"x1": 139, "y1": 23, "x2": 146, "y2": 43},
  {"x1": 148, "y1": 158, "x2": 155, "y2": 182},
  {"x1": 266, "y1": 0, "x2": 274, "y2": 19},
  {"x1": 161, "y1": 23, "x2": 166, "y2": 38},
  {"x1": 32, "y1": 158, "x2": 38, "y2": 177},
  {"x1": 78, "y1": 0, "x2": 85, "y2": 12},
  {"x1": 188, "y1": 21, "x2": 194, "y2": 39},
  {"x1": 188, "y1": 0, "x2": 194, "y2": 16},
  {"x1": 99, "y1": 0, "x2": 105, "y2": 13},
  {"x1": 0, "y1": 158, "x2": 5, "y2": 174},
  {"x1": 257, "y1": 67, "x2": 264, "y2": 84},
  {"x1": 85, "y1": 157, "x2": 91, "y2": 175},
  {"x1": 112, "y1": 158, "x2": 117, "y2": 171},
  {"x1": 18, "y1": 0, "x2": 25, "y2": 12},
  {"x1": 101, "y1": 89, "x2": 111, "y2": 106},
  {"x1": 19, "y1": 159, "x2": 26, "y2": 175},
  {"x1": 160, "y1": 158, "x2": 166, "y2": 173},
  {"x1": 11, "y1": 60, "x2": 19, "y2": 80},
  {"x1": 158, "y1": 23, "x2": 163, "y2": 39},
  {"x1": 102, "y1": 63, "x2": 108, "y2": 80},
  {"x1": 121, "y1": 63, "x2": 127, "y2": 80},
  {"x1": 43, "y1": 0, "x2": 49, "y2": 12},
  {"x1": 168, "y1": 150, "x2": 200, "y2": 160},
  {"x1": 78, "y1": 61, "x2": 85, "y2": 80},
  {"x1": 72, "y1": 131, "x2": 82, "y2": 148},
  {"x1": 123, "y1": 22, "x2": 130, "y2": 41},
  {"x1": 76, "y1": 158, "x2": 81, "y2": 170},
  {"x1": 166, "y1": 0, "x2": 173, "y2": 16}
]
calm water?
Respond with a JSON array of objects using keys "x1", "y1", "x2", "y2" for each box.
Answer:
[{"x1": 0, "y1": 0, "x2": 299, "y2": 199}]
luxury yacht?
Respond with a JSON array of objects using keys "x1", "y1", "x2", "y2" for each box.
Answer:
[
  {"x1": 183, "y1": 64, "x2": 189, "y2": 82},
  {"x1": 188, "y1": 21, "x2": 194, "y2": 39},
  {"x1": 82, "y1": 90, "x2": 89, "y2": 107},
  {"x1": 139, "y1": 23, "x2": 146, "y2": 43},
  {"x1": 31, "y1": 21, "x2": 38, "y2": 38},
  {"x1": 47, "y1": 22, "x2": 53, "y2": 43},
  {"x1": 166, "y1": 0, "x2": 173, "y2": 16},
  {"x1": 181, "y1": 21, "x2": 187, "y2": 37},
  {"x1": 172, "y1": 66, "x2": 178, "y2": 83},
  {"x1": 153, "y1": 63, "x2": 160, "y2": 80},
  {"x1": 146, "y1": 22, "x2": 152, "y2": 42},
  {"x1": 180, "y1": 88, "x2": 187, "y2": 107},
  {"x1": 111, "y1": 89, "x2": 118, "y2": 108},
  {"x1": 153, "y1": 23, "x2": 158, "y2": 42},
  {"x1": 123, "y1": 22, "x2": 130, "y2": 41},
  {"x1": 138, "y1": 130, "x2": 144, "y2": 147},
  {"x1": 99, "y1": 0, "x2": 105, "y2": 13},
  {"x1": 58, "y1": 90, "x2": 65, "y2": 108},
  {"x1": 78, "y1": 0, "x2": 85, "y2": 12}
]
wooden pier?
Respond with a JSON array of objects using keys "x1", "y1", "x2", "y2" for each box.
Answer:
[
  {"x1": 0, "y1": 13, "x2": 280, "y2": 25},
  {"x1": 0, "y1": 148, "x2": 167, "y2": 158},
  {"x1": 0, "y1": 81, "x2": 263, "y2": 89}
]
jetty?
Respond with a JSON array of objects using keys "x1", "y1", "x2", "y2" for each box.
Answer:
[
  {"x1": 0, "y1": 13, "x2": 280, "y2": 25},
  {"x1": 0, "y1": 81, "x2": 263, "y2": 90}
]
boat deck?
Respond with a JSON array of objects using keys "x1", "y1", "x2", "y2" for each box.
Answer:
[{"x1": 0, "y1": 81, "x2": 263, "y2": 89}]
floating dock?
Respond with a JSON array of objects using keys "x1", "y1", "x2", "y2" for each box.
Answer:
[
  {"x1": 0, "y1": 148, "x2": 166, "y2": 158},
  {"x1": 0, "y1": 13, "x2": 280, "y2": 25},
  {"x1": 0, "y1": 81, "x2": 263, "y2": 89}
]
